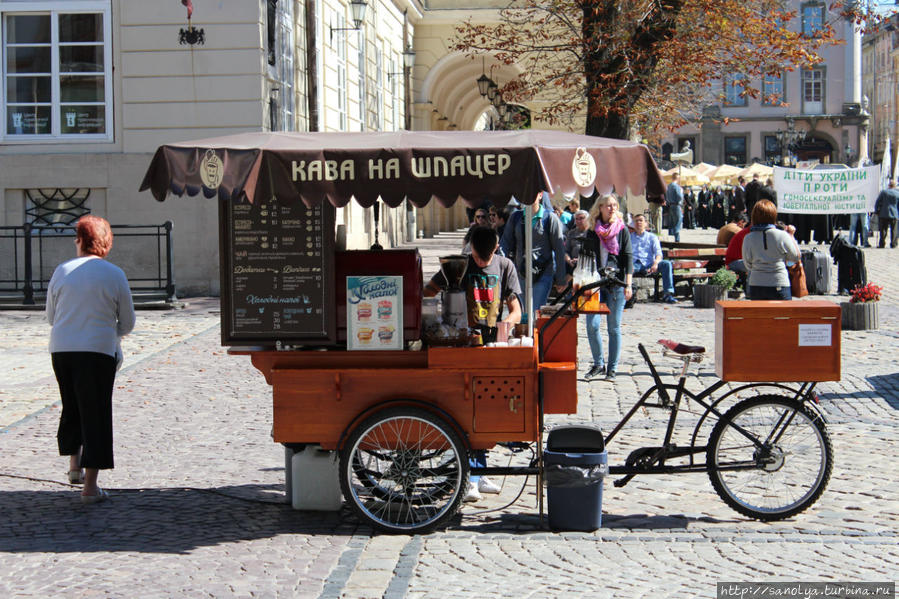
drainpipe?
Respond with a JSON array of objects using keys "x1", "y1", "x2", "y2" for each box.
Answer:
[{"x1": 305, "y1": 0, "x2": 319, "y2": 131}]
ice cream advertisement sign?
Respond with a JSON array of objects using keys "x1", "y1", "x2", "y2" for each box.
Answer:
[{"x1": 346, "y1": 275, "x2": 403, "y2": 351}]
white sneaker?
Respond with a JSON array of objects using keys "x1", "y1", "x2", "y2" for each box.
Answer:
[
  {"x1": 462, "y1": 482, "x2": 482, "y2": 503},
  {"x1": 478, "y1": 477, "x2": 502, "y2": 494}
]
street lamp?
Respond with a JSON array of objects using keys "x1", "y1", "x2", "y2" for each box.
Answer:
[
  {"x1": 330, "y1": 0, "x2": 368, "y2": 41},
  {"x1": 387, "y1": 45, "x2": 416, "y2": 81},
  {"x1": 476, "y1": 57, "x2": 493, "y2": 97},
  {"x1": 486, "y1": 80, "x2": 499, "y2": 102},
  {"x1": 774, "y1": 119, "x2": 807, "y2": 166}
]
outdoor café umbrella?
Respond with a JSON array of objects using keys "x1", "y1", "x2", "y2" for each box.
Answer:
[
  {"x1": 739, "y1": 162, "x2": 774, "y2": 181},
  {"x1": 662, "y1": 165, "x2": 710, "y2": 187},
  {"x1": 693, "y1": 162, "x2": 718, "y2": 176},
  {"x1": 709, "y1": 164, "x2": 743, "y2": 186}
]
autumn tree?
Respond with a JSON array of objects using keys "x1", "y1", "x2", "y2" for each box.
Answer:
[{"x1": 454, "y1": 0, "x2": 880, "y2": 140}]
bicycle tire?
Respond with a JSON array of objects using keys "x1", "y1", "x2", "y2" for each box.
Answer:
[
  {"x1": 339, "y1": 406, "x2": 468, "y2": 533},
  {"x1": 706, "y1": 395, "x2": 832, "y2": 521}
]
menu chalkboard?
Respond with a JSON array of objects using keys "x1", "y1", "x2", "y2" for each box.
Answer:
[{"x1": 220, "y1": 197, "x2": 336, "y2": 345}]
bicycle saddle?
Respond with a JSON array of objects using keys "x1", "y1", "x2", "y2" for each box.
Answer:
[{"x1": 658, "y1": 339, "x2": 705, "y2": 355}]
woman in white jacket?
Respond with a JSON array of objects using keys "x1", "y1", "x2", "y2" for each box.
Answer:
[{"x1": 47, "y1": 215, "x2": 135, "y2": 504}]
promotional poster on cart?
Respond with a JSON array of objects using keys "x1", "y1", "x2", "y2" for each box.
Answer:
[{"x1": 346, "y1": 275, "x2": 403, "y2": 350}]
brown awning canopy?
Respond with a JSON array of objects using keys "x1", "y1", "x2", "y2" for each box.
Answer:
[{"x1": 139, "y1": 129, "x2": 665, "y2": 208}]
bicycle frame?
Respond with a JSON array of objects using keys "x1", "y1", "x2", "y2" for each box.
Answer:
[{"x1": 603, "y1": 343, "x2": 820, "y2": 485}]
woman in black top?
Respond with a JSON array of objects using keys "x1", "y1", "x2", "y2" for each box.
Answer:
[{"x1": 579, "y1": 193, "x2": 633, "y2": 381}]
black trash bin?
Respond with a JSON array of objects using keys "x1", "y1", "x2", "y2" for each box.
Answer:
[{"x1": 544, "y1": 424, "x2": 607, "y2": 531}]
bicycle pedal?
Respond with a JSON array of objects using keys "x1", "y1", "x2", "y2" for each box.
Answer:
[{"x1": 613, "y1": 475, "x2": 634, "y2": 488}]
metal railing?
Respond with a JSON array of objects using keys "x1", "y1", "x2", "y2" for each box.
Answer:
[{"x1": 0, "y1": 222, "x2": 176, "y2": 305}]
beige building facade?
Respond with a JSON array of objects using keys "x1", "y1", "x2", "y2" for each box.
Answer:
[
  {"x1": 1, "y1": 0, "x2": 422, "y2": 296},
  {"x1": 663, "y1": 1, "x2": 868, "y2": 171},
  {"x1": 862, "y1": 12, "x2": 899, "y2": 166}
]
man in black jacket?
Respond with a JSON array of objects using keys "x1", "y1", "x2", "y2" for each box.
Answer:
[{"x1": 744, "y1": 173, "x2": 762, "y2": 215}]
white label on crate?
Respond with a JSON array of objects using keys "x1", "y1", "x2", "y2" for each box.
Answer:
[{"x1": 798, "y1": 324, "x2": 831, "y2": 346}]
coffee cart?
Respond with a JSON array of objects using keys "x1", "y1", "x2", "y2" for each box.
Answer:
[
  {"x1": 140, "y1": 130, "x2": 664, "y2": 532},
  {"x1": 141, "y1": 131, "x2": 839, "y2": 534}
]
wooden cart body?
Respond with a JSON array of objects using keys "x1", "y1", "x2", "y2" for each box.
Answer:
[{"x1": 233, "y1": 315, "x2": 582, "y2": 451}]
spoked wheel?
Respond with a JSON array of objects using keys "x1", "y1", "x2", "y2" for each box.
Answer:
[
  {"x1": 339, "y1": 407, "x2": 469, "y2": 533},
  {"x1": 706, "y1": 395, "x2": 832, "y2": 521}
]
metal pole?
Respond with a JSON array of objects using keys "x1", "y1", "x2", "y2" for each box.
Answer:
[
  {"x1": 22, "y1": 223, "x2": 34, "y2": 305},
  {"x1": 524, "y1": 201, "x2": 534, "y2": 336},
  {"x1": 164, "y1": 221, "x2": 177, "y2": 302}
]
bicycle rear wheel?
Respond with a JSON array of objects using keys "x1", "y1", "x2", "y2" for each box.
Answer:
[
  {"x1": 706, "y1": 395, "x2": 832, "y2": 521},
  {"x1": 339, "y1": 406, "x2": 468, "y2": 533}
]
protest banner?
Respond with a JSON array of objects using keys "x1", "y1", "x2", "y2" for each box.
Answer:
[{"x1": 774, "y1": 165, "x2": 881, "y2": 214}]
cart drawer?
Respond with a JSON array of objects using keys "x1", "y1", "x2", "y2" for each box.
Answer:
[
  {"x1": 715, "y1": 300, "x2": 841, "y2": 382},
  {"x1": 472, "y1": 376, "x2": 526, "y2": 433}
]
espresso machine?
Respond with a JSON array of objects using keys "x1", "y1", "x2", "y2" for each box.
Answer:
[{"x1": 438, "y1": 255, "x2": 468, "y2": 329}]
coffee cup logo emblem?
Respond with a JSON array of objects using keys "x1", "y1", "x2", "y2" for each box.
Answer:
[
  {"x1": 572, "y1": 147, "x2": 596, "y2": 187},
  {"x1": 200, "y1": 149, "x2": 224, "y2": 189}
]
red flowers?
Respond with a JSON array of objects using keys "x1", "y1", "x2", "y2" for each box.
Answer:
[{"x1": 849, "y1": 283, "x2": 883, "y2": 304}]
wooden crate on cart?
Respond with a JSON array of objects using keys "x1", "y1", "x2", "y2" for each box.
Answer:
[{"x1": 714, "y1": 300, "x2": 841, "y2": 382}]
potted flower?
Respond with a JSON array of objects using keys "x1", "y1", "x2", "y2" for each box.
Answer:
[
  {"x1": 841, "y1": 282, "x2": 882, "y2": 330},
  {"x1": 693, "y1": 267, "x2": 737, "y2": 308}
]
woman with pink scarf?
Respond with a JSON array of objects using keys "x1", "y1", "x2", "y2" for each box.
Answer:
[{"x1": 580, "y1": 194, "x2": 633, "y2": 381}]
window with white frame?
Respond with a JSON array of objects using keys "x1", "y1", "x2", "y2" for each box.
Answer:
[
  {"x1": 801, "y1": 2, "x2": 824, "y2": 37},
  {"x1": 762, "y1": 72, "x2": 783, "y2": 106},
  {"x1": 334, "y1": 15, "x2": 347, "y2": 131},
  {"x1": 373, "y1": 45, "x2": 383, "y2": 131},
  {"x1": 275, "y1": 0, "x2": 294, "y2": 131},
  {"x1": 802, "y1": 68, "x2": 824, "y2": 114},
  {"x1": 723, "y1": 73, "x2": 746, "y2": 107},
  {"x1": 357, "y1": 30, "x2": 365, "y2": 130},
  {"x1": 2, "y1": 1, "x2": 112, "y2": 141},
  {"x1": 389, "y1": 54, "x2": 399, "y2": 130}
]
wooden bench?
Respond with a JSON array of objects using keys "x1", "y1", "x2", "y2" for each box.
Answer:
[
  {"x1": 664, "y1": 245, "x2": 727, "y2": 298},
  {"x1": 631, "y1": 244, "x2": 727, "y2": 303}
]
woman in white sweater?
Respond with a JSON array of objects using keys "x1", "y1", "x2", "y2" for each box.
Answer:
[
  {"x1": 47, "y1": 216, "x2": 135, "y2": 504},
  {"x1": 741, "y1": 200, "x2": 800, "y2": 300}
]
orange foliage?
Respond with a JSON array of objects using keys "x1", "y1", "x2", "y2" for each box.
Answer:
[{"x1": 454, "y1": 0, "x2": 884, "y2": 140}]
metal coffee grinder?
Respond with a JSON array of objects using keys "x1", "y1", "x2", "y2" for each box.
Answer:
[{"x1": 438, "y1": 255, "x2": 469, "y2": 329}]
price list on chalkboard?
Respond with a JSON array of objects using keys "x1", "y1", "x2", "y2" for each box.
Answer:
[{"x1": 222, "y1": 197, "x2": 335, "y2": 344}]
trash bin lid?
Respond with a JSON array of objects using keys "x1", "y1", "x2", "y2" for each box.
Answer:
[{"x1": 546, "y1": 424, "x2": 604, "y2": 452}]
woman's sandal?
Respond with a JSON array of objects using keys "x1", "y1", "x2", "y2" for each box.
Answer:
[
  {"x1": 67, "y1": 469, "x2": 85, "y2": 484},
  {"x1": 81, "y1": 488, "x2": 109, "y2": 505}
]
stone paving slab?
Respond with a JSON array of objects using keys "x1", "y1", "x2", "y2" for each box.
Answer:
[{"x1": 1, "y1": 227, "x2": 897, "y2": 598}]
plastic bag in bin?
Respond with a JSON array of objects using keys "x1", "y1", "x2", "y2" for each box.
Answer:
[{"x1": 544, "y1": 463, "x2": 609, "y2": 487}]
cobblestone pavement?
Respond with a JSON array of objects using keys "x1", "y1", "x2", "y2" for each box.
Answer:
[{"x1": 1, "y1": 227, "x2": 897, "y2": 598}]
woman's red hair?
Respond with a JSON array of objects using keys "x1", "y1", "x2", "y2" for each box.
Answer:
[
  {"x1": 751, "y1": 200, "x2": 778, "y2": 226},
  {"x1": 75, "y1": 215, "x2": 113, "y2": 257}
]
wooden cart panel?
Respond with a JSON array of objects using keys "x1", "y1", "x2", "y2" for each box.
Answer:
[{"x1": 271, "y1": 368, "x2": 538, "y2": 450}]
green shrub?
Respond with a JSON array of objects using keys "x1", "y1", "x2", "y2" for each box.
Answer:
[{"x1": 706, "y1": 267, "x2": 737, "y2": 290}]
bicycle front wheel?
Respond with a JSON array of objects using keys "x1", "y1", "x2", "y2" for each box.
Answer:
[{"x1": 706, "y1": 395, "x2": 832, "y2": 521}]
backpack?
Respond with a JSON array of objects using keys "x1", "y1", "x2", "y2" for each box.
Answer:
[{"x1": 830, "y1": 235, "x2": 867, "y2": 294}]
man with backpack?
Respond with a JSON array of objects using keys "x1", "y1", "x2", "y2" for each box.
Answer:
[{"x1": 500, "y1": 191, "x2": 568, "y2": 321}]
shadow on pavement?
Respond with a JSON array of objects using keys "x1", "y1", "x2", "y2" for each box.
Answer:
[
  {"x1": 867, "y1": 372, "x2": 899, "y2": 410},
  {"x1": 818, "y1": 371, "x2": 899, "y2": 411},
  {"x1": 451, "y1": 511, "x2": 736, "y2": 533},
  {"x1": 0, "y1": 484, "x2": 356, "y2": 554}
]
